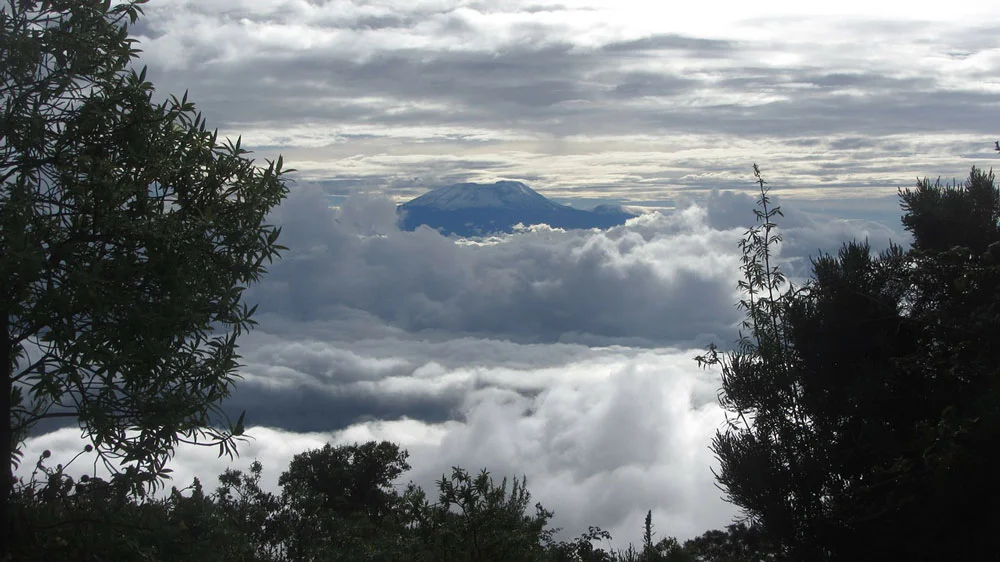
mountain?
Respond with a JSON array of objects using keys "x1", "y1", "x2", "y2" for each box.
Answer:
[{"x1": 397, "y1": 181, "x2": 636, "y2": 236}]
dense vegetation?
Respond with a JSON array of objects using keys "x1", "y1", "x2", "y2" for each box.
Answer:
[
  {"x1": 698, "y1": 161, "x2": 1000, "y2": 561},
  {"x1": 10, "y1": 440, "x2": 766, "y2": 562},
  {"x1": 2, "y1": 0, "x2": 288, "y2": 557},
  {"x1": 5, "y1": 1, "x2": 1000, "y2": 560}
]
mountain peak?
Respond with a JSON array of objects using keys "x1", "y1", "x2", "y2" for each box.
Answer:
[
  {"x1": 398, "y1": 180, "x2": 637, "y2": 236},
  {"x1": 403, "y1": 181, "x2": 558, "y2": 212}
]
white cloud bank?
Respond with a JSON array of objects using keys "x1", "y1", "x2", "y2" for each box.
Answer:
[{"x1": 22, "y1": 348, "x2": 729, "y2": 546}]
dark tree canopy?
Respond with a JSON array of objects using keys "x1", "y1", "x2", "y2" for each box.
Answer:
[
  {"x1": 276, "y1": 441, "x2": 413, "y2": 561},
  {"x1": 1, "y1": 0, "x2": 289, "y2": 551},
  {"x1": 10, "y1": 437, "x2": 781, "y2": 561},
  {"x1": 701, "y1": 163, "x2": 1000, "y2": 561},
  {"x1": 280, "y1": 440, "x2": 410, "y2": 522}
]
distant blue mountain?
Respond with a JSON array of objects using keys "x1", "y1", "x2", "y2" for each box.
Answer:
[{"x1": 397, "y1": 181, "x2": 636, "y2": 236}]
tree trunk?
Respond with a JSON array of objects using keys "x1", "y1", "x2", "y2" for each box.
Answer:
[{"x1": 1, "y1": 310, "x2": 10, "y2": 561}]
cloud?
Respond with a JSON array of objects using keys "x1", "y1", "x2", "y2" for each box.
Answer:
[
  {"x1": 252, "y1": 185, "x2": 904, "y2": 337},
  {"x1": 680, "y1": 189, "x2": 906, "y2": 279},
  {"x1": 18, "y1": 0, "x2": 983, "y2": 551},
  {"x1": 392, "y1": 348, "x2": 734, "y2": 544},
  {"x1": 251, "y1": 186, "x2": 748, "y2": 344},
  {"x1": 17, "y1": 187, "x2": 912, "y2": 547},
  {"x1": 19, "y1": 348, "x2": 732, "y2": 547},
  {"x1": 189, "y1": 185, "x2": 905, "y2": 434},
  {"x1": 124, "y1": 1, "x2": 1000, "y2": 200}
]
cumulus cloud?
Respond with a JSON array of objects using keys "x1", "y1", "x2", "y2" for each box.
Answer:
[
  {"x1": 199, "y1": 185, "x2": 907, "y2": 432},
  {"x1": 20, "y1": 348, "x2": 731, "y2": 547},
  {"x1": 251, "y1": 186, "x2": 747, "y2": 344},
  {"x1": 681, "y1": 188, "x2": 907, "y2": 279},
  {"x1": 247, "y1": 185, "x2": 906, "y2": 343}
]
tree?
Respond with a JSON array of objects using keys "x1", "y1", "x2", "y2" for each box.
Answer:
[
  {"x1": 879, "y1": 166, "x2": 1000, "y2": 560},
  {"x1": 278, "y1": 441, "x2": 413, "y2": 561},
  {"x1": 213, "y1": 461, "x2": 286, "y2": 561},
  {"x1": 698, "y1": 162, "x2": 1000, "y2": 560},
  {"x1": 10, "y1": 454, "x2": 284, "y2": 561},
  {"x1": 406, "y1": 467, "x2": 554, "y2": 562},
  {"x1": 681, "y1": 523, "x2": 776, "y2": 562},
  {"x1": 546, "y1": 526, "x2": 615, "y2": 562},
  {"x1": 1, "y1": 0, "x2": 289, "y2": 552},
  {"x1": 696, "y1": 165, "x2": 821, "y2": 559}
]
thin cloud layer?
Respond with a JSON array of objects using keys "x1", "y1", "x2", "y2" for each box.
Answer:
[{"x1": 127, "y1": 1, "x2": 1000, "y2": 200}]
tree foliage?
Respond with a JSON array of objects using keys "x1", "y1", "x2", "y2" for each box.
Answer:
[
  {"x1": 700, "y1": 161, "x2": 1000, "y2": 560},
  {"x1": 277, "y1": 441, "x2": 413, "y2": 561},
  {"x1": 1, "y1": 0, "x2": 290, "y2": 551},
  {"x1": 9, "y1": 438, "x2": 780, "y2": 561},
  {"x1": 407, "y1": 467, "x2": 553, "y2": 561}
]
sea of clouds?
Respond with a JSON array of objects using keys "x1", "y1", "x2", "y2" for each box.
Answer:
[{"x1": 20, "y1": 185, "x2": 907, "y2": 546}]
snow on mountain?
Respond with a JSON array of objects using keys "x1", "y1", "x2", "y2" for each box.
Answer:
[
  {"x1": 397, "y1": 181, "x2": 636, "y2": 237},
  {"x1": 402, "y1": 181, "x2": 563, "y2": 212}
]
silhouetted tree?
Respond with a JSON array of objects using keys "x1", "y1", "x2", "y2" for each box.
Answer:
[
  {"x1": 277, "y1": 441, "x2": 413, "y2": 560},
  {"x1": 406, "y1": 467, "x2": 554, "y2": 562},
  {"x1": 2, "y1": 0, "x2": 289, "y2": 553},
  {"x1": 698, "y1": 162, "x2": 1000, "y2": 560},
  {"x1": 546, "y1": 526, "x2": 615, "y2": 562},
  {"x1": 682, "y1": 523, "x2": 776, "y2": 562},
  {"x1": 13, "y1": 437, "x2": 751, "y2": 562},
  {"x1": 213, "y1": 461, "x2": 286, "y2": 561}
]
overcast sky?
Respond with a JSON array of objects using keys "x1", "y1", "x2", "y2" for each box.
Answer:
[
  {"x1": 128, "y1": 0, "x2": 1000, "y2": 206},
  {"x1": 21, "y1": 0, "x2": 1000, "y2": 550}
]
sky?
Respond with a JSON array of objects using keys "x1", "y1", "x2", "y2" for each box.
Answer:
[
  {"x1": 124, "y1": 0, "x2": 999, "y2": 208},
  {"x1": 20, "y1": 0, "x2": 1000, "y2": 549}
]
